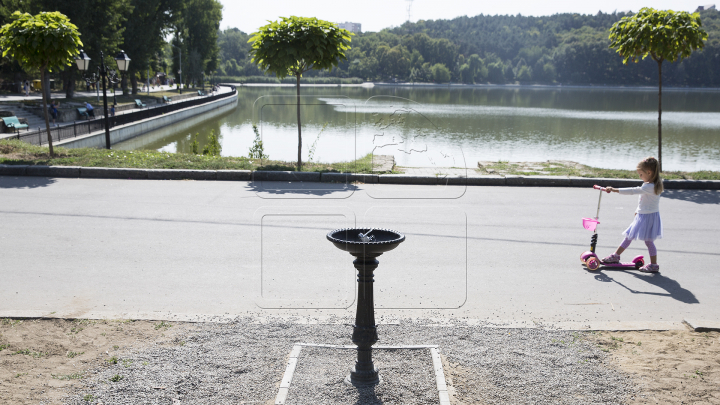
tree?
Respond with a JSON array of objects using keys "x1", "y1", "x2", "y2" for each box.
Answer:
[
  {"x1": 249, "y1": 16, "x2": 352, "y2": 171},
  {"x1": 431, "y1": 63, "x2": 451, "y2": 82},
  {"x1": 172, "y1": 0, "x2": 222, "y2": 88},
  {"x1": 608, "y1": 8, "x2": 708, "y2": 171},
  {"x1": 120, "y1": 0, "x2": 182, "y2": 94},
  {"x1": 30, "y1": 0, "x2": 130, "y2": 99},
  {"x1": 0, "y1": 11, "x2": 82, "y2": 156}
]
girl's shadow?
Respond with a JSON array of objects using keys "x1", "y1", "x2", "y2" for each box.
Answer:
[{"x1": 591, "y1": 269, "x2": 699, "y2": 304}]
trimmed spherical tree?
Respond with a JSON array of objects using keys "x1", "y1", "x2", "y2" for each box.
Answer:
[
  {"x1": 0, "y1": 11, "x2": 83, "y2": 157},
  {"x1": 248, "y1": 16, "x2": 352, "y2": 171},
  {"x1": 609, "y1": 8, "x2": 707, "y2": 172}
]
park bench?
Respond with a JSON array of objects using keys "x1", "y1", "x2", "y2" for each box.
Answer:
[
  {"x1": 2, "y1": 116, "x2": 28, "y2": 132},
  {"x1": 162, "y1": 96, "x2": 172, "y2": 103},
  {"x1": 77, "y1": 108, "x2": 89, "y2": 120},
  {"x1": 134, "y1": 99, "x2": 146, "y2": 108}
]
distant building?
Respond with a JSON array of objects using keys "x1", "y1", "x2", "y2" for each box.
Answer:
[
  {"x1": 696, "y1": 4, "x2": 716, "y2": 11},
  {"x1": 338, "y1": 22, "x2": 362, "y2": 33}
]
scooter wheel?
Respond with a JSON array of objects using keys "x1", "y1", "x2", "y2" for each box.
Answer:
[
  {"x1": 586, "y1": 257, "x2": 600, "y2": 271},
  {"x1": 635, "y1": 259, "x2": 644, "y2": 269}
]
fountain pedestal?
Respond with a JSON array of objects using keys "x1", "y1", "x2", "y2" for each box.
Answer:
[{"x1": 327, "y1": 228, "x2": 405, "y2": 387}]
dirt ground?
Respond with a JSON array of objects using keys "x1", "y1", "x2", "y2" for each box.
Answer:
[
  {"x1": 1, "y1": 319, "x2": 718, "y2": 404},
  {"x1": 0, "y1": 318, "x2": 190, "y2": 405},
  {"x1": 592, "y1": 330, "x2": 720, "y2": 404}
]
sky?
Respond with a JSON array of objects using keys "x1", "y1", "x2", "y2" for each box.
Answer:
[{"x1": 218, "y1": 0, "x2": 712, "y2": 33}]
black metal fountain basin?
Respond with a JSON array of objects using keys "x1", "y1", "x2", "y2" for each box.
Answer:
[
  {"x1": 326, "y1": 228, "x2": 405, "y2": 386},
  {"x1": 326, "y1": 228, "x2": 405, "y2": 255}
]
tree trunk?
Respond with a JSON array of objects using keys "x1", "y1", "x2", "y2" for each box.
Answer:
[
  {"x1": 657, "y1": 60, "x2": 662, "y2": 173},
  {"x1": 65, "y1": 69, "x2": 76, "y2": 99},
  {"x1": 40, "y1": 67, "x2": 54, "y2": 157},
  {"x1": 43, "y1": 70, "x2": 51, "y2": 101},
  {"x1": 296, "y1": 72, "x2": 302, "y2": 171},
  {"x1": 131, "y1": 74, "x2": 138, "y2": 95},
  {"x1": 121, "y1": 74, "x2": 129, "y2": 96}
]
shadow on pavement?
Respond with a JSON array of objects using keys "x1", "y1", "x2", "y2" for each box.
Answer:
[
  {"x1": 662, "y1": 189, "x2": 720, "y2": 205},
  {"x1": 247, "y1": 181, "x2": 358, "y2": 197},
  {"x1": 0, "y1": 176, "x2": 56, "y2": 189},
  {"x1": 591, "y1": 270, "x2": 699, "y2": 304}
]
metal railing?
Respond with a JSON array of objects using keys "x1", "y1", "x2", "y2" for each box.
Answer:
[{"x1": 9, "y1": 85, "x2": 236, "y2": 146}]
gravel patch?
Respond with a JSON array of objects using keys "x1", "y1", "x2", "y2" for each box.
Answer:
[
  {"x1": 63, "y1": 317, "x2": 636, "y2": 405},
  {"x1": 286, "y1": 346, "x2": 438, "y2": 405}
]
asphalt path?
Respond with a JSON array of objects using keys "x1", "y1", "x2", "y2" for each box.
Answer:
[{"x1": 1, "y1": 176, "x2": 718, "y2": 329}]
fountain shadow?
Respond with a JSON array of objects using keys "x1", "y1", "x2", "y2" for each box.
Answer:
[
  {"x1": 352, "y1": 385, "x2": 383, "y2": 405},
  {"x1": 589, "y1": 269, "x2": 699, "y2": 304},
  {"x1": 662, "y1": 189, "x2": 720, "y2": 205}
]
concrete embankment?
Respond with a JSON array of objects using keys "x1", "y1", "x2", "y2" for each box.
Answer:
[
  {"x1": 54, "y1": 90, "x2": 237, "y2": 149},
  {"x1": 1, "y1": 166, "x2": 718, "y2": 190}
]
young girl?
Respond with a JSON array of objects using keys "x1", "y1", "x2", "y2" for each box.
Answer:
[{"x1": 603, "y1": 157, "x2": 664, "y2": 273}]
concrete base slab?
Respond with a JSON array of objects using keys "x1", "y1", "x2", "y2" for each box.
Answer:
[
  {"x1": 26, "y1": 165, "x2": 80, "y2": 177},
  {"x1": 80, "y1": 167, "x2": 148, "y2": 179},
  {"x1": 147, "y1": 168, "x2": 217, "y2": 180},
  {"x1": 216, "y1": 170, "x2": 251, "y2": 181},
  {"x1": 0, "y1": 164, "x2": 28, "y2": 175},
  {"x1": 683, "y1": 319, "x2": 720, "y2": 332}
]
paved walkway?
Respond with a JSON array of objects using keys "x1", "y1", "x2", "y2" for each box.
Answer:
[{"x1": 0, "y1": 178, "x2": 717, "y2": 329}]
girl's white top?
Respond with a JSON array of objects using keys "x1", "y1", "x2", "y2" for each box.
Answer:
[{"x1": 619, "y1": 182, "x2": 661, "y2": 214}]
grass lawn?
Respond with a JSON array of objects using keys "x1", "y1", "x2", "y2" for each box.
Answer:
[
  {"x1": 0, "y1": 139, "x2": 378, "y2": 173},
  {"x1": 1, "y1": 139, "x2": 718, "y2": 179},
  {"x1": 476, "y1": 160, "x2": 720, "y2": 180}
]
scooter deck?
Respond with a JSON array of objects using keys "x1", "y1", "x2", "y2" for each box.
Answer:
[{"x1": 599, "y1": 261, "x2": 640, "y2": 268}]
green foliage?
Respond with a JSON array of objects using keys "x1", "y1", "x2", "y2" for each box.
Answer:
[
  {"x1": 431, "y1": 63, "x2": 451, "y2": 82},
  {"x1": 248, "y1": 16, "x2": 353, "y2": 79},
  {"x1": 0, "y1": 11, "x2": 83, "y2": 73},
  {"x1": 190, "y1": 133, "x2": 199, "y2": 155},
  {"x1": 202, "y1": 130, "x2": 221, "y2": 156},
  {"x1": 248, "y1": 125, "x2": 268, "y2": 159},
  {"x1": 121, "y1": 0, "x2": 182, "y2": 94},
  {"x1": 0, "y1": 10, "x2": 83, "y2": 155},
  {"x1": 109, "y1": 374, "x2": 123, "y2": 382},
  {"x1": 609, "y1": 8, "x2": 708, "y2": 64}
]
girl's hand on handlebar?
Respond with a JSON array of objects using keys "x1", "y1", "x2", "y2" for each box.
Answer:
[{"x1": 606, "y1": 187, "x2": 619, "y2": 193}]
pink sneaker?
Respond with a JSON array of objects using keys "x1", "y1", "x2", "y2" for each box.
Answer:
[
  {"x1": 602, "y1": 254, "x2": 620, "y2": 263},
  {"x1": 639, "y1": 263, "x2": 659, "y2": 273}
]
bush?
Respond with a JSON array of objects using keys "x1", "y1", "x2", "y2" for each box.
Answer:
[{"x1": 431, "y1": 63, "x2": 451, "y2": 83}]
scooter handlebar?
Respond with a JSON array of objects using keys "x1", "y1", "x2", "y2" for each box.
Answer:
[{"x1": 593, "y1": 185, "x2": 611, "y2": 193}]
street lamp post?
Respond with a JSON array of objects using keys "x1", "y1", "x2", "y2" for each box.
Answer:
[{"x1": 75, "y1": 49, "x2": 131, "y2": 149}]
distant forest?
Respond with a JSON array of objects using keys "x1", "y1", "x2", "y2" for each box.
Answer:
[{"x1": 216, "y1": 9, "x2": 720, "y2": 87}]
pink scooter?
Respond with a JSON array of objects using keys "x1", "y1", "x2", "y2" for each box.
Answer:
[{"x1": 580, "y1": 185, "x2": 645, "y2": 271}]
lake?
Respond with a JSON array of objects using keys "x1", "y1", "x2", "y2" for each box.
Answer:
[{"x1": 114, "y1": 85, "x2": 720, "y2": 171}]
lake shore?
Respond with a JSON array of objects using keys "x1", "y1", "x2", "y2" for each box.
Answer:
[
  {"x1": 229, "y1": 81, "x2": 720, "y2": 92},
  {"x1": 2, "y1": 140, "x2": 719, "y2": 181}
]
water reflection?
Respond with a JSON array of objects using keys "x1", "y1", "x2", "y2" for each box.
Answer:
[{"x1": 114, "y1": 86, "x2": 720, "y2": 171}]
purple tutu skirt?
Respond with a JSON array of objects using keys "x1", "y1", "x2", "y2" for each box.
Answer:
[{"x1": 623, "y1": 212, "x2": 663, "y2": 241}]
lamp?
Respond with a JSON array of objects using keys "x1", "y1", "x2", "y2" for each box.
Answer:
[
  {"x1": 75, "y1": 49, "x2": 91, "y2": 71},
  {"x1": 114, "y1": 50, "x2": 131, "y2": 72}
]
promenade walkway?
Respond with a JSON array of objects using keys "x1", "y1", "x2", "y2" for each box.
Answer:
[{"x1": 0, "y1": 177, "x2": 717, "y2": 330}]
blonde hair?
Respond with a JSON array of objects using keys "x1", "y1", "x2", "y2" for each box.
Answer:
[{"x1": 638, "y1": 157, "x2": 663, "y2": 195}]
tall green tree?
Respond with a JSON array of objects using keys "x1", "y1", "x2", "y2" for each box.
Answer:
[
  {"x1": 0, "y1": 11, "x2": 82, "y2": 156},
  {"x1": 30, "y1": 0, "x2": 130, "y2": 98},
  {"x1": 609, "y1": 8, "x2": 708, "y2": 171},
  {"x1": 249, "y1": 16, "x2": 352, "y2": 171},
  {"x1": 121, "y1": 0, "x2": 182, "y2": 94},
  {"x1": 172, "y1": 0, "x2": 222, "y2": 87}
]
